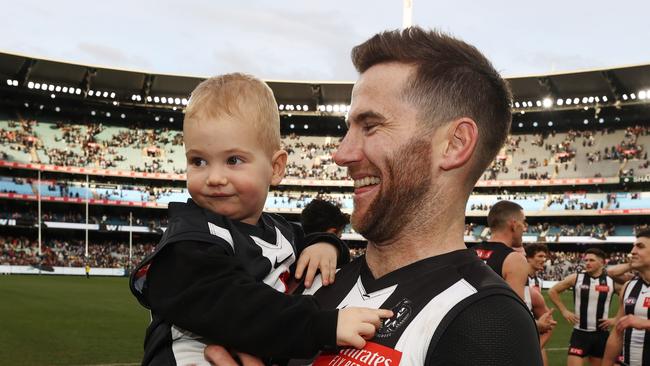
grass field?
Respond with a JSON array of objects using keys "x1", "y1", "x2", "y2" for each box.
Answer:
[{"x1": 0, "y1": 275, "x2": 619, "y2": 366}]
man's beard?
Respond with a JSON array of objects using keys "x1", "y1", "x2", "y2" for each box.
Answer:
[{"x1": 352, "y1": 136, "x2": 433, "y2": 243}]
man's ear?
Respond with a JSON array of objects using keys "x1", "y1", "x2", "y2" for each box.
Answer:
[
  {"x1": 270, "y1": 150, "x2": 288, "y2": 186},
  {"x1": 439, "y1": 118, "x2": 479, "y2": 171}
]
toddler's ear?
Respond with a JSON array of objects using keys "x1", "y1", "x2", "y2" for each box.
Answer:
[{"x1": 271, "y1": 150, "x2": 288, "y2": 185}]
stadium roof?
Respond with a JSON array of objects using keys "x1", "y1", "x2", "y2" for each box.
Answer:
[{"x1": 2, "y1": 51, "x2": 650, "y2": 108}]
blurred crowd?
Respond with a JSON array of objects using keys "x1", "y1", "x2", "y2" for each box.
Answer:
[{"x1": 2, "y1": 120, "x2": 648, "y2": 181}]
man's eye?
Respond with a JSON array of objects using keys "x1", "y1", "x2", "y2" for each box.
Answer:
[
  {"x1": 227, "y1": 156, "x2": 244, "y2": 165},
  {"x1": 190, "y1": 158, "x2": 207, "y2": 167},
  {"x1": 363, "y1": 124, "x2": 377, "y2": 132}
]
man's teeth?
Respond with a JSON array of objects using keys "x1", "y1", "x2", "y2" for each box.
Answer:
[{"x1": 354, "y1": 176, "x2": 381, "y2": 188}]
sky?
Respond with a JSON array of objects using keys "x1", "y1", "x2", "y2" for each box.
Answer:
[{"x1": 3, "y1": 0, "x2": 650, "y2": 82}]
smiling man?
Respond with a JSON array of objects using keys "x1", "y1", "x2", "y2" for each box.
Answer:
[
  {"x1": 299, "y1": 27, "x2": 540, "y2": 365},
  {"x1": 205, "y1": 27, "x2": 542, "y2": 366}
]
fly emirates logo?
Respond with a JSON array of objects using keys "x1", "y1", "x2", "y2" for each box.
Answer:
[{"x1": 313, "y1": 342, "x2": 403, "y2": 366}]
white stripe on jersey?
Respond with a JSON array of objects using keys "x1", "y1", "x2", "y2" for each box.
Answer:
[
  {"x1": 524, "y1": 286, "x2": 532, "y2": 311},
  {"x1": 573, "y1": 273, "x2": 614, "y2": 331},
  {"x1": 170, "y1": 325, "x2": 210, "y2": 366},
  {"x1": 623, "y1": 279, "x2": 650, "y2": 366},
  {"x1": 327, "y1": 278, "x2": 477, "y2": 366},
  {"x1": 207, "y1": 222, "x2": 234, "y2": 250},
  {"x1": 394, "y1": 279, "x2": 477, "y2": 365}
]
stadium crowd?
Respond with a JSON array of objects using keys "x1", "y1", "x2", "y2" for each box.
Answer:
[
  {"x1": 0, "y1": 233, "x2": 636, "y2": 282},
  {"x1": 1, "y1": 119, "x2": 648, "y2": 181}
]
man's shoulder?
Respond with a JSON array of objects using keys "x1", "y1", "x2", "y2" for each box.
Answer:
[{"x1": 427, "y1": 291, "x2": 541, "y2": 365}]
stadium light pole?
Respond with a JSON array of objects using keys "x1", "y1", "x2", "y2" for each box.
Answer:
[
  {"x1": 85, "y1": 174, "x2": 89, "y2": 258},
  {"x1": 403, "y1": 0, "x2": 413, "y2": 29},
  {"x1": 37, "y1": 169, "x2": 41, "y2": 256},
  {"x1": 129, "y1": 211, "x2": 133, "y2": 268}
]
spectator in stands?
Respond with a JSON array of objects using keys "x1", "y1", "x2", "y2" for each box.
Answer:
[{"x1": 300, "y1": 198, "x2": 350, "y2": 238}]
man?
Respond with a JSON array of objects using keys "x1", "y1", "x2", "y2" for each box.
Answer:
[
  {"x1": 549, "y1": 248, "x2": 619, "y2": 366},
  {"x1": 525, "y1": 243, "x2": 556, "y2": 366},
  {"x1": 471, "y1": 200, "x2": 531, "y2": 300},
  {"x1": 602, "y1": 229, "x2": 650, "y2": 366},
  {"x1": 300, "y1": 199, "x2": 349, "y2": 238},
  {"x1": 206, "y1": 27, "x2": 541, "y2": 365}
]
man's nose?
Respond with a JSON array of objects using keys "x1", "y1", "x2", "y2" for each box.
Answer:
[{"x1": 333, "y1": 129, "x2": 362, "y2": 168}]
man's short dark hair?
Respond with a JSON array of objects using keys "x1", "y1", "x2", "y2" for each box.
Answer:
[
  {"x1": 585, "y1": 248, "x2": 607, "y2": 261},
  {"x1": 637, "y1": 228, "x2": 650, "y2": 239},
  {"x1": 487, "y1": 201, "x2": 523, "y2": 231},
  {"x1": 300, "y1": 199, "x2": 350, "y2": 235},
  {"x1": 525, "y1": 243, "x2": 549, "y2": 258},
  {"x1": 351, "y1": 26, "x2": 512, "y2": 183}
]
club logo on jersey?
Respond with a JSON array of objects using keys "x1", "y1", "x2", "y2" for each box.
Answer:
[
  {"x1": 568, "y1": 347, "x2": 584, "y2": 356},
  {"x1": 580, "y1": 284, "x2": 591, "y2": 290},
  {"x1": 313, "y1": 341, "x2": 402, "y2": 366},
  {"x1": 595, "y1": 285, "x2": 610, "y2": 292},
  {"x1": 625, "y1": 297, "x2": 637, "y2": 306},
  {"x1": 376, "y1": 298, "x2": 413, "y2": 338},
  {"x1": 475, "y1": 249, "x2": 494, "y2": 260},
  {"x1": 644, "y1": 297, "x2": 650, "y2": 308}
]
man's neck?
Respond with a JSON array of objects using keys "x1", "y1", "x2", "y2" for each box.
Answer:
[
  {"x1": 364, "y1": 210, "x2": 467, "y2": 278},
  {"x1": 489, "y1": 232, "x2": 513, "y2": 248},
  {"x1": 528, "y1": 266, "x2": 537, "y2": 276},
  {"x1": 588, "y1": 268, "x2": 604, "y2": 278},
  {"x1": 638, "y1": 269, "x2": 650, "y2": 284}
]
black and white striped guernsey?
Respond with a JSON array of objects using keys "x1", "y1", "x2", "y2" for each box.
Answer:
[
  {"x1": 573, "y1": 271, "x2": 614, "y2": 331},
  {"x1": 524, "y1": 275, "x2": 542, "y2": 311},
  {"x1": 293, "y1": 249, "x2": 542, "y2": 366},
  {"x1": 622, "y1": 276, "x2": 650, "y2": 366}
]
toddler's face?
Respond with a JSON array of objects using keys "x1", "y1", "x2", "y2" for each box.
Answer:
[{"x1": 184, "y1": 117, "x2": 275, "y2": 225}]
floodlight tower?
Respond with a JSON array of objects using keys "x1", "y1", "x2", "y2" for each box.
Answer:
[{"x1": 403, "y1": 0, "x2": 413, "y2": 28}]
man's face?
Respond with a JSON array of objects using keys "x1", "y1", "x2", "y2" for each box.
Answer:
[
  {"x1": 333, "y1": 63, "x2": 436, "y2": 243},
  {"x1": 583, "y1": 253, "x2": 604, "y2": 275},
  {"x1": 528, "y1": 251, "x2": 547, "y2": 272},
  {"x1": 630, "y1": 236, "x2": 650, "y2": 270}
]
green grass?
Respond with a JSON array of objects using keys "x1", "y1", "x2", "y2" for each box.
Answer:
[
  {"x1": 0, "y1": 275, "x2": 149, "y2": 366},
  {"x1": 0, "y1": 276, "x2": 619, "y2": 366}
]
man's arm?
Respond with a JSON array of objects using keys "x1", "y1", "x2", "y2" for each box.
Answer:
[
  {"x1": 146, "y1": 241, "x2": 337, "y2": 358},
  {"x1": 602, "y1": 289, "x2": 627, "y2": 366},
  {"x1": 606, "y1": 262, "x2": 634, "y2": 284},
  {"x1": 502, "y1": 252, "x2": 529, "y2": 301},
  {"x1": 427, "y1": 294, "x2": 542, "y2": 366},
  {"x1": 548, "y1": 273, "x2": 578, "y2": 325}
]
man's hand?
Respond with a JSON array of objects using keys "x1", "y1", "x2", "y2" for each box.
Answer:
[
  {"x1": 536, "y1": 308, "x2": 557, "y2": 333},
  {"x1": 561, "y1": 309, "x2": 579, "y2": 325},
  {"x1": 295, "y1": 242, "x2": 337, "y2": 288},
  {"x1": 204, "y1": 345, "x2": 263, "y2": 366},
  {"x1": 598, "y1": 318, "x2": 616, "y2": 331},
  {"x1": 616, "y1": 315, "x2": 650, "y2": 333},
  {"x1": 337, "y1": 308, "x2": 393, "y2": 349}
]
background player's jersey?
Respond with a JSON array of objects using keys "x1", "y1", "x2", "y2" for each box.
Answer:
[
  {"x1": 524, "y1": 275, "x2": 542, "y2": 311},
  {"x1": 471, "y1": 241, "x2": 513, "y2": 278},
  {"x1": 572, "y1": 271, "x2": 614, "y2": 331},
  {"x1": 622, "y1": 277, "x2": 650, "y2": 366}
]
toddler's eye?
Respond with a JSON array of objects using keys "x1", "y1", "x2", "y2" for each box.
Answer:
[
  {"x1": 190, "y1": 158, "x2": 207, "y2": 167},
  {"x1": 227, "y1": 156, "x2": 244, "y2": 165}
]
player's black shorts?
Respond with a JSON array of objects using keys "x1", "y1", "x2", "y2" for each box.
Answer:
[{"x1": 568, "y1": 329, "x2": 609, "y2": 358}]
